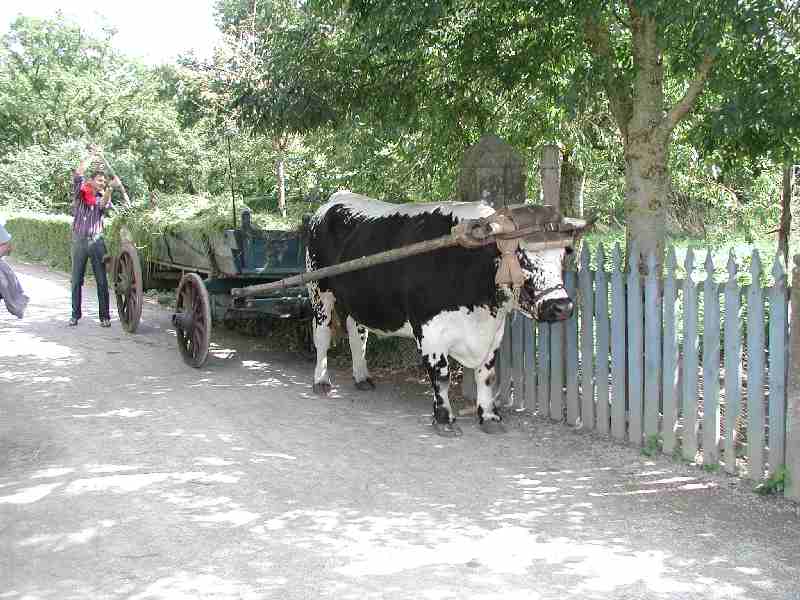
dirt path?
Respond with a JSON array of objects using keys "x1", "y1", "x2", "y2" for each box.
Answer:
[{"x1": 1, "y1": 258, "x2": 799, "y2": 600}]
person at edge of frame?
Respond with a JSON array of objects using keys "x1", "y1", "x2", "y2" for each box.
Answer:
[
  {"x1": 0, "y1": 221, "x2": 29, "y2": 318},
  {"x1": 69, "y1": 147, "x2": 122, "y2": 327}
]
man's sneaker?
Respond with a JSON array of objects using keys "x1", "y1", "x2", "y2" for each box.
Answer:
[
  {"x1": 68, "y1": 318, "x2": 78, "y2": 326},
  {"x1": 100, "y1": 319, "x2": 111, "y2": 328}
]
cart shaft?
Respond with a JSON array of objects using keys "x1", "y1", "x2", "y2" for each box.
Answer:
[{"x1": 231, "y1": 233, "x2": 464, "y2": 298}]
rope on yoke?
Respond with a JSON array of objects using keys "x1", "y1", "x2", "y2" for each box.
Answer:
[
  {"x1": 491, "y1": 214, "x2": 526, "y2": 289},
  {"x1": 450, "y1": 208, "x2": 582, "y2": 290}
]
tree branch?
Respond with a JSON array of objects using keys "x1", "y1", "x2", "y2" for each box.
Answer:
[
  {"x1": 665, "y1": 52, "x2": 715, "y2": 131},
  {"x1": 611, "y1": 4, "x2": 631, "y2": 29},
  {"x1": 584, "y1": 14, "x2": 632, "y2": 139}
]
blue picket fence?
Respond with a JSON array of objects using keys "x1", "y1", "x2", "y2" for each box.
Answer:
[{"x1": 494, "y1": 243, "x2": 790, "y2": 483}]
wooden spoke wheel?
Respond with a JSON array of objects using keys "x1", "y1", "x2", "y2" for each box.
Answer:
[
  {"x1": 172, "y1": 273, "x2": 212, "y2": 368},
  {"x1": 113, "y1": 243, "x2": 143, "y2": 333}
]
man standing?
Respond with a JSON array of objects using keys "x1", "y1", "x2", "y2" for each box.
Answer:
[{"x1": 70, "y1": 152, "x2": 121, "y2": 327}]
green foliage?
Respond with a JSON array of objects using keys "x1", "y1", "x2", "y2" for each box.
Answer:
[
  {"x1": 4, "y1": 213, "x2": 72, "y2": 271},
  {"x1": 105, "y1": 193, "x2": 311, "y2": 268},
  {"x1": 0, "y1": 14, "x2": 217, "y2": 202},
  {"x1": 0, "y1": 15, "x2": 120, "y2": 152},
  {"x1": 642, "y1": 434, "x2": 662, "y2": 457},
  {"x1": 754, "y1": 467, "x2": 789, "y2": 496},
  {"x1": 1, "y1": 2, "x2": 798, "y2": 259},
  {"x1": 0, "y1": 141, "x2": 147, "y2": 214}
]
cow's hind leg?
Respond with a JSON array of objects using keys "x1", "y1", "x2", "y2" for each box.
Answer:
[
  {"x1": 476, "y1": 350, "x2": 505, "y2": 434},
  {"x1": 346, "y1": 315, "x2": 374, "y2": 390},
  {"x1": 309, "y1": 282, "x2": 336, "y2": 395},
  {"x1": 421, "y1": 345, "x2": 461, "y2": 437}
]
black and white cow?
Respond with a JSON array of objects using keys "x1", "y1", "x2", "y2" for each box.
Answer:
[{"x1": 306, "y1": 191, "x2": 576, "y2": 433}]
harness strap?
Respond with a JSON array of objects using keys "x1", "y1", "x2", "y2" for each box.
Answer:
[
  {"x1": 530, "y1": 283, "x2": 566, "y2": 305},
  {"x1": 493, "y1": 214, "x2": 526, "y2": 289}
]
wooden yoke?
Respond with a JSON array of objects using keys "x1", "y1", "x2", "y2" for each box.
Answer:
[{"x1": 230, "y1": 206, "x2": 584, "y2": 299}]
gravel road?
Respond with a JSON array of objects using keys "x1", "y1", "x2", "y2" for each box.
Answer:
[{"x1": 1, "y1": 258, "x2": 799, "y2": 599}]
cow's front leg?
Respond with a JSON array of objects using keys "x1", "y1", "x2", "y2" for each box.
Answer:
[
  {"x1": 476, "y1": 350, "x2": 505, "y2": 433},
  {"x1": 422, "y1": 347, "x2": 461, "y2": 436},
  {"x1": 310, "y1": 283, "x2": 336, "y2": 395},
  {"x1": 346, "y1": 315, "x2": 374, "y2": 390}
]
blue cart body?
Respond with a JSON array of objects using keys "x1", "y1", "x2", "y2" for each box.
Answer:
[{"x1": 149, "y1": 209, "x2": 311, "y2": 322}]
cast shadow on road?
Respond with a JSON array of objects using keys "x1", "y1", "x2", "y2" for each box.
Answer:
[
  {"x1": 3, "y1": 438, "x2": 796, "y2": 600},
  {"x1": 3, "y1": 264, "x2": 799, "y2": 599}
]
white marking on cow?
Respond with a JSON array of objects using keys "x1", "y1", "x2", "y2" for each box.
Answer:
[
  {"x1": 419, "y1": 306, "x2": 510, "y2": 369},
  {"x1": 312, "y1": 290, "x2": 337, "y2": 388},
  {"x1": 312, "y1": 191, "x2": 495, "y2": 226},
  {"x1": 419, "y1": 307, "x2": 510, "y2": 422},
  {"x1": 521, "y1": 246, "x2": 569, "y2": 304},
  {"x1": 346, "y1": 316, "x2": 370, "y2": 384},
  {"x1": 368, "y1": 323, "x2": 415, "y2": 338}
]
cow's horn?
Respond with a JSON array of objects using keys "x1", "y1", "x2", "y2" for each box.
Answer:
[
  {"x1": 562, "y1": 217, "x2": 588, "y2": 230},
  {"x1": 562, "y1": 215, "x2": 598, "y2": 232}
]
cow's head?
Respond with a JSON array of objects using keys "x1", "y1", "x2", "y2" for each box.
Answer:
[
  {"x1": 497, "y1": 206, "x2": 589, "y2": 322},
  {"x1": 516, "y1": 243, "x2": 574, "y2": 321}
]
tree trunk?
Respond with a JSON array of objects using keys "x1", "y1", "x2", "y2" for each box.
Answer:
[
  {"x1": 585, "y1": 6, "x2": 714, "y2": 276},
  {"x1": 540, "y1": 144, "x2": 561, "y2": 209},
  {"x1": 778, "y1": 162, "x2": 794, "y2": 266},
  {"x1": 559, "y1": 155, "x2": 585, "y2": 218},
  {"x1": 276, "y1": 156, "x2": 286, "y2": 218},
  {"x1": 624, "y1": 128, "x2": 670, "y2": 273},
  {"x1": 623, "y1": 12, "x2": 670, "y2": 274},
  {"x1": 273, "y1": 135, "x2": 287, "y2": 218}
]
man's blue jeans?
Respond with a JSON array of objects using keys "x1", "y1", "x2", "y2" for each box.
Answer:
[{"x1": 71, "y1": 233, "x2": 110, "y2": 321}]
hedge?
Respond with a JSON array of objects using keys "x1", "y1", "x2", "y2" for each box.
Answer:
[
  {"x1": 1, "y1": 209, "x2": 422, "y2": 370},
  {"x1": 4, "y1": 212, "x2": 73, "y2": 272}
]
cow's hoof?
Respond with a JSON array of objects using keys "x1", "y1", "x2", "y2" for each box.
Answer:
[
  {"x1": 432, "y1": 420, "x2": 463, "y2": 438},
  {"x1": 479, "y1": 419, "x2": 506, "y2": 434},
  {"x1": 313, "y1": 382, "x2": 332, "y2": 396},
  {"x1": 354, "y1": 377, "x2": 375, "y2": 391}
]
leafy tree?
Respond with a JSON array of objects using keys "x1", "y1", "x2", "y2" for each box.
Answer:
[
  {"x1": 0, "y1": 14, "x2": 122, "y2": 153},
  {"x1": 0, "y1": 14, "x2": 214, "y2": 202},
  {"x1": 290, "y1": 0, "x2": 800, "y2": 264},
  {"x1": 204, "y1": 0, "x2": 345, "y2": 216}
]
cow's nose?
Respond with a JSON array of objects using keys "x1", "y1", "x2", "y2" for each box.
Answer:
[{"x1": 539, "y1": 298, "x2": 574, "y2": 322}]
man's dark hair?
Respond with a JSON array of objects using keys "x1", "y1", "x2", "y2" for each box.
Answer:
[{"x1": 89, "y1": 168, "x2": 107, "y2": 179}]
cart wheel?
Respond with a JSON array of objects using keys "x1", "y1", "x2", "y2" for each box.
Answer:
[
  {"x1": 113, "y1": 243, "x2": 143, "y2": 333},
  {"x1": 173, "y1": 273, "x2": 211, "y2": 368}
]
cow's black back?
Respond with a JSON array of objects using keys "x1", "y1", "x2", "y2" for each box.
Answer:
[{"x1": 308, "y1": 201, "x2": 504, "y2": 337}]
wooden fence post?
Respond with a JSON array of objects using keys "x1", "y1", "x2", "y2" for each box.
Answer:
[
  {"x1": 703, "y1": 251, "x2": 721, "y2": 467},
  {"x1": 627, "y1": 243, "x2": 644, "y2": 445},
  {"x1": 524, "y1": 316, "x2": 537, "y2": 411},
  {"x1": 662, "y1": 247, "x2": 679, "y2": 454},
  {"x1": 644, "y1": 251, "x2": 661, "y2": 440},
  {"x1": 682, "y1": 248, "x2": 699, "y2": 461},
  {"x1": 512, "y1": 314, "x2": 526, "y2": 409},
  {"x1": 723, "y1": 251, "x2": 742, "y2": 474},
  {"x1": 537, "y1": 321, "x2": 551, "y2": 417},
  {"x1": 768, "y1": 254, "x2": 788, "y2": 477},
  {"x1": 595, "y1": 244, "x2": 610, "y2": 436},
  {"x1": 579, "y1": 245, "x2": 595, "y2": 430},
  {"x1": 565, "y1": 267, "x2": 580, "y2": 425},
  {"x1": 746, "y1": 251, "x2": 766, "y2": 480},
  {"x1": 611, "y1": 243, "x2": 627, "y2": 441},
  {"x1": 785, "y1": 255, "x2": 800, "y2": 500},
  {"x1": 540, "y1": 145, "x2": 561, "y2": 210}
]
